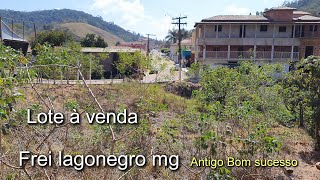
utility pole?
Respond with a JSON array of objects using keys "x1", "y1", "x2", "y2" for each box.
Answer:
[
  {"x1": 0, "y1": 17, "x2": 2, "y2": 42},
  {"x1": 172, "y1": 16, "x2": 187, "y2": 81},
  {"x1": 146, "y1": 34, "x2": 155, "y2": 70},
  {"x1": 146, "y1": 33, "x2": 155, "y2": 56}
]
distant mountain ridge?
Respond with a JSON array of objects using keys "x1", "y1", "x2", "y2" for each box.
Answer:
[{"x1": 0, "y1": 9, "x2": 141, "y2": 42}]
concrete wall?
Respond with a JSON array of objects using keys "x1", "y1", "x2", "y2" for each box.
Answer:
[
  {"x1": 300, "y1": 38, "x2": 320, "y2": 58},
  {"x1": 265, "y1": 10, "x2": 294, "y2": 22}
]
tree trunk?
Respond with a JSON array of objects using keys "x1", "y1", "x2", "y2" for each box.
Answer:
[
  {"x1": 316, "y1": 109, "x2": 320, "y2": 151},
  {"x1": 299, "y1": 104, "x2": 304, "y2": 128}
]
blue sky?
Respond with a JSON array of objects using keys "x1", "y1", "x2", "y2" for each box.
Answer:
[{"x1": 1, "y1": 0, "x2": 285, "y2": 39}]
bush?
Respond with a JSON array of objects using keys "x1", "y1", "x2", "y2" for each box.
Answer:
[
  {"x1": 31, "y1": 30, "x2": 75, "y2": 49},
  {"x1": 160, "y1": 48, "x2": 170, "y2": 53}
]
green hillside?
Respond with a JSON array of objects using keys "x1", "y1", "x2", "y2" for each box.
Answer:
[
  {"x1": 0, "y1": 9, "x2": 141, "y2": 42},
  {"x1": 284, "y1": 0, "x2": 320, "y2": 15}
]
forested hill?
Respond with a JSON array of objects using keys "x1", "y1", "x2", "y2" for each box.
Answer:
[
  {"x1": 0, "y1": 9, "x2": 141, "y2": 42},
  {"x1": 284, "y1": 0, "x2": 320, "y2": 15}
]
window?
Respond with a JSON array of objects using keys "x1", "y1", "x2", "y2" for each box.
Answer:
[
  {"x1": 260, "y1": 25, "x2": 268, "y2": 32},
  {"x1": 310, "y1": 25, "x2": 318, "y2": 32},
  {"x1": 279, "y1": 26, "x2": 287, "y2": 32},
  {"x1": 215, "y1": 25, "x2": 222, "y2": 32}
]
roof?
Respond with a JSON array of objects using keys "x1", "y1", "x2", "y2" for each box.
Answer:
[
  {"x1": 1, "y1": 20, "x2": 27, "y2": 42},
  {"x1": 268, "y1": 7, "x2": 297, "y2": 11},
  {"x1": 120, "y1": 41, "x2": 146, "y2": 45},
  {"x1": 203, "y1": 15, "x2": 268, "y2": 22},
  {"x1": 195, "y1": 8, "x2": 320, "y2": 27},
  {"x1": 81, "y1": 47, "x2": 140, "y2": 53},
  {"x1": 293, "y1": 11, "x2": 311, "y2": 15},
  {"x1": 171, "y1": 38, "x2": 192, "y2": 46},
  {"x1": 294, "y1": 15, "x2": 320, "y2": 21}
]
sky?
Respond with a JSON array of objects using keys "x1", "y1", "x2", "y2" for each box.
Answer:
[{"x1": 1, "y1": 0, "x2": 286, "y2": 39}]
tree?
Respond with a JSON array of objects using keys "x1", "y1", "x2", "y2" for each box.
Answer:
[
  {"x1": 165, "y1": 29, "x2": 178, "y2": 44},
  {"x1": 115, "y1": 51, "x2": 149, "y2": 80},
  {"x1": 80, "y1": 33, "x2": 108, "y2": 48},
  {"x1": 95, "y1": 35, "x2": 107, "y2": 48},
  {"x1": 165, "y1": 29, "x2": 190, "y2": 44},
  {"x1": 288, "y1": 56, "x2": 320, "y2": 150},
  {"x1": 80, "y1": 33, "x2": 96, "y2": 47},
  {"x1": 31, "y1": 30, "x2": 74, "y2": 49},
  {"x1": 0, "y1": 43, "x2": 28, "y2": 152},
  {"x1": 34, "y1": 42, "x2": 105, "y2": 83}
]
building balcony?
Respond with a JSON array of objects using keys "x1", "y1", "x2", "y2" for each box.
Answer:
[
  {"x1": 198, "y1": 51, "x2": 300, "y2": 63},
  {"x1": 197, "y1": 38, "x2": 301, "y2": 46}
]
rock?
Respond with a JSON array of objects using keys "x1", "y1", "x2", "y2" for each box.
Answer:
[
  {"x1": 316, "y1": 162, "x2": 320, "y2": 170},
  {"x1": 150, "y1": 111, "x2": 156, "y2": 117},
  {"x1": 284, "y1": 168, "x2": 294, "y2": 175}
]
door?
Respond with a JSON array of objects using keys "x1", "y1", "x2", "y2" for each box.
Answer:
[{"x1": 305, "y1": 46, "x2": 314, "y2": 58}]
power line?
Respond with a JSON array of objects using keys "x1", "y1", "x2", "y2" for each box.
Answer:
[{"x1": 172, "y1": 16, "x2": 187, "y2": 81}]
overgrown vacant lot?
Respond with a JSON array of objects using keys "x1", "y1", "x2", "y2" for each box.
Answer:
[
  {"x1": 1, "y1": 42, "x2": 320, "y2": 179},
  {"x1": 1, "y1": 81, "x2": 319, "y2": 179}
]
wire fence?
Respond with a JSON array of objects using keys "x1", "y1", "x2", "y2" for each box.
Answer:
[{"x1": 1, "y1": 16, "x2": 37, "y2": 42}]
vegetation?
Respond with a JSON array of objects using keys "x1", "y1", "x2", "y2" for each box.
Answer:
[
  {"x1": 80, "y1": 33, "x2": 108, "y2": 48},
  {"x1": 1, "y1": 42, "x2": 320, "y2": 178},
  {"x1": 282, "y1": 56, "x2": 320, "y2": 150},
  {"x1": 284, "y1": 0, "x2": 320, "y2": 15},
  {"x1": 160, "y1": 48, "x2": 170, "y2": 53},
  {"x1": 30, "y1": 30, "x2": 75, "y2": 48},
  {"x1": 115, "y1": 51, "x2": 149, "y2": 79},
  {"x1": 58, "y1": 23, "x2": 124, "y2": 46},
  {"x1": 165, "y1": 28, "x2": 191, "y2": 44},
  {"x1": 0, "y1": 9, "x2": 141, "y2": 42},
  {"x1": 33, "y1": 42, "x2": 105, "y2": 82}
]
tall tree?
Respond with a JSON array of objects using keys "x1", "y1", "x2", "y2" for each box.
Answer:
[
  {"x1": 290, "y1": 56, "x2": 320, "y2": 150},
  {"x1": 165, "y1": 29, "x2": 190, "y2": 44},
  {"x1": 80, "y1": 33, "x2": 108, "y2": 48}
]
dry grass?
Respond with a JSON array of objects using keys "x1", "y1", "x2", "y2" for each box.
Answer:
[
  {"x1": 58, "y1": 23, "x2": 124, "y2": 46},
  {"x1": 1, "y1": 83, "x2": 320, "y2": 179}
]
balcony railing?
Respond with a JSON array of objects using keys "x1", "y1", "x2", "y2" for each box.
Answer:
[{"x1": 199, "y1": 51, "x2": 300, "y2": 60}]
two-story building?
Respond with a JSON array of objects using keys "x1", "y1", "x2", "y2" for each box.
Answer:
[{"x1": 193, "y1": 7, "x2": 320, "y2": 67}]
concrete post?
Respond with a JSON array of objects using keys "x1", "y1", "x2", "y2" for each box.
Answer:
[
  {"x1": 216, "y1": 25, "x2": 218, "y2": 38},
  {"x1": 241, "y1": 24, "x2": 244, "y2": 38},
  {"x1": 271, "y1": 24, "x2": 276, "y2": 61},
  {"x1": 299, "y1": 24, "x2": 302, "y2": 37},
  {"x1": 229, "y1": 24, "x2": 231, "y2": 38},
  {"x1": 291, "y1": 24, "x2": 296, "y2": 61},
  {"x1": 312, "y1": 25, "x2": 315, "y2": 37},
  {"x1": 228, "y1": 45, "x2": 231, "y2": 60},
  {"x1": 254, "y1": 45, "x2": 257, "y2": 60},
  {"x1": 254, "y1": 24, "x2": 258, "y2": 60},
  {"x1": 195, "y1": 26, "x2": 199, "y2": 63}
]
